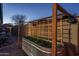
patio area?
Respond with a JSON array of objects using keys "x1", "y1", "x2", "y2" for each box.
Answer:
[{"x1": 0, "y1": 42, "x2": 27, "y2": 56}]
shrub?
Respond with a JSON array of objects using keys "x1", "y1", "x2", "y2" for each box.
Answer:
[{"x1": 24, "y1": 36, "x2": 62, "y2": 48}]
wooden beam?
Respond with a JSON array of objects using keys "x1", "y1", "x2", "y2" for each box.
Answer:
[
  {"x1": 57, "y1": 4, "x2": 71, "y2": 16},
  {"x1": 52, "y1": 3, "x2": 57, "y2": 56}
]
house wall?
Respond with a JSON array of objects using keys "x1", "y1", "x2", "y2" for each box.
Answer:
[{"x1": 0, "y1": 3, "x2": 3, "y2": 24}]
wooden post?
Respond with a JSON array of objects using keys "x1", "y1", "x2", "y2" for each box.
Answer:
[
  {"x1": 39, "y1": 21, "x2": 40, "y2": 37},
  {"x1": 17, "y1": 24, "x2": 20, "y2": 48},
  {"x1": 60, "y1": 16, "x2": 65, "y2": 55},
  {"x1": 48, "y1": 20, "x2": 49, "y2": 40},
  {"x1": 34, "y1": 23, "x2": 36, "y2": 36},
  {"x1": 77, "y1": 22, "x2": 79, "y2": 55},
  {"x1": 51, "y1": 3, "x2": 57, "y2": 56},
  {"x1": 36, "y1": 22, "x2": 38, "y2": 38},
  {"x1": 60, "y1": 16, "x2": 63, "y2": 45},
  {"x1": 31, "y1": 23, "x2": 32, "y2": 36}
]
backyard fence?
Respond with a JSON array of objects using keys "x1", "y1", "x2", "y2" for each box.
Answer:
[
  {"x1": 23, "y1": 16, "x2": 52, "y2": 41},
  {"x1": 21, "y1": 3, "x2": 79, "y2": 56}
]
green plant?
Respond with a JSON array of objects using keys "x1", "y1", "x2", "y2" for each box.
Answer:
[{"x1": 24, "y1": 36, "x2": 62, "y2": 48}]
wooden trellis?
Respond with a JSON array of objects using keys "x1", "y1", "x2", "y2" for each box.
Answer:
[
  {"x1": 22, "y1": 3, "x2": 76, "y2": 56},
  {"x1": 52, "y1": 3, "x2": 72, "y2": 56}
]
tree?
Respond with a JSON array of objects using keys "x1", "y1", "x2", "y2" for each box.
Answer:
[
  {"x1": 12, "y1": 14, "x2": 26, "y2": 25},
  {"x1": 11, "y1": 14, "x2": 26, "y2": 48}
]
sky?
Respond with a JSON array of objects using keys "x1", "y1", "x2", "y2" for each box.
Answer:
[
  {"x1": 3, "y1": 3, "x2": 52, "y2": 24},
  {"x1": 3, "y1": 3, "x2": 79, "y2": 24}
]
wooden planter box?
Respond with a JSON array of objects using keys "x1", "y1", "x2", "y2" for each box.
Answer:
[{"x1": 22, "y1": 37, "x2": 51, "y2": 56}]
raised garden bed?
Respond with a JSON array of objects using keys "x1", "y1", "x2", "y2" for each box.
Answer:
[
  {"x1": 24, "y1": 36, "x2": 62, "y2": 48},
  {"x1": 22, "y1": 36, "x2": 63, "y2": 56},
  {"x1": 24, "y1": 36, "x2": 52, "y2": 48}
]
